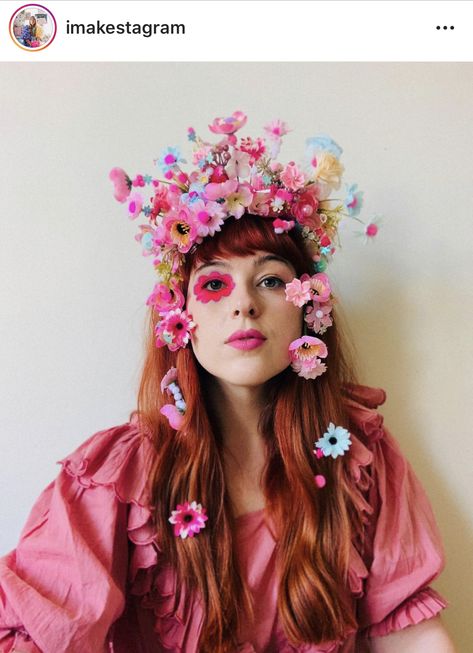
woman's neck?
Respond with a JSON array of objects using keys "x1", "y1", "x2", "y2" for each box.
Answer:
[{"x1": 207, "y1": 379, "x2": 267, "y2": 475}]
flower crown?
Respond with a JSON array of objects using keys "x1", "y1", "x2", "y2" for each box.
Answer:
[{"x1": 110, "y1": 110, "x2": 379, "y2": 352}]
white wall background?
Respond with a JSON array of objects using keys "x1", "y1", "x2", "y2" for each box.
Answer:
[{"x1": 0, "y1": 63, "x2": 471, "y2": 651}]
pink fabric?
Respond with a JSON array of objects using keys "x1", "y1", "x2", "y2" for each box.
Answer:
[{"x1": 0, "y1": 386, "x2": 448, "y2": 652}]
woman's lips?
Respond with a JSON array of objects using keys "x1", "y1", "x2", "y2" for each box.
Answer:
[{"x1": 226, "y1": 329, "x2": 266, "y2": 351}]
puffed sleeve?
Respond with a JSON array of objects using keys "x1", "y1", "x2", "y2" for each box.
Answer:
[
  {"x1": 345, "y1": 384, "x2": 449, "y2": 639},
  {"x1": 0, "y1": 414, "x2": 156, "y2": 653}
]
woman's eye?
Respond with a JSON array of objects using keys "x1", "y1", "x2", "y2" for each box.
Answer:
[
  {"x1": 260, "y1": 276, "x2": 284, "y2": 289},
  {"x1": 204, "y1": 279, "x2": 224, "y2": 291}
]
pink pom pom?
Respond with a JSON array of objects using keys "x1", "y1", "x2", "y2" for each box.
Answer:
[{"x1": 314, "y1": 475, "x2": 326, "y2": 488}]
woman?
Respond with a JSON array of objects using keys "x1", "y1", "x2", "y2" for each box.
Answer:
[
  {"x1": 20, "y1": 16, "x2": 43, "y2": 48},
  {"x1": 0, "y1": 112, "x2": 455, "y2": 652}
]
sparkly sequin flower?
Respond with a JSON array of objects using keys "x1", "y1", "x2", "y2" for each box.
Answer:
[
  {"x1": 315, "y1": 423, "x2": 352, "y2": 459},
  {"x1": 169, "y1": 501, "x2": 208, "y2": 539}
]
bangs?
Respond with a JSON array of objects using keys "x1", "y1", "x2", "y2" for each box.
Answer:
[{"x1": 183, "y1": 215, "x2": 311, "y2": 280}]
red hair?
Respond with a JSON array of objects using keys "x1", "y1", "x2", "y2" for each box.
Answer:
[{"x1": 137, "y1": 216, "x2": 363, "y2": 651}]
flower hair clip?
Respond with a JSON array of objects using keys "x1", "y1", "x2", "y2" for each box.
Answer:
[
  {"x1": 169, "y1": 501, "x2": 208, "y2": 539},
  {"x1": 312, "y1": 423, "x2": 352, "y2": 489},
  {"x1": 160, "y1": 367, "x2": 186, "y2": 430},
  {"x1": 110, "y1": 110, "x2": 381, "y2": 360}
]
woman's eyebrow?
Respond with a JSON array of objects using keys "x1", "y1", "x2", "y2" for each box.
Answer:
[
  {"x1": 193, "y1": 260, "x2": 230, "y2": 274},
  {"x1": 254, "y1": 254, "x2": 294, "y2": 272}
]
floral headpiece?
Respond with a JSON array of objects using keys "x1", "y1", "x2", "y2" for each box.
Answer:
[{"x1": 110, "y1": 110, "x2": 379, "y2": 353}]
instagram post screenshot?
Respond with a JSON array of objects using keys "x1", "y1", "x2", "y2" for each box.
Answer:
[{"x1": 0, "y1": 2, "x2": 471, "y2": 651}]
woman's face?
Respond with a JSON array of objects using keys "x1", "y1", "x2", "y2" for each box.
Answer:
[{"x1": 186, "y1": 251, "x2": 302, "y2": 388}]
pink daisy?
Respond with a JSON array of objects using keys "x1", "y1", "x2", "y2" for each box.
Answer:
[
  {"x1": 155, "y1": 309, "x2": 196, "y2": 351},
  {"x1": 169, "y1": 501, "x2": 208, "y2": 539},
  {"x1": 192, "y1": 200, "x2": 226, "y2": 238}
]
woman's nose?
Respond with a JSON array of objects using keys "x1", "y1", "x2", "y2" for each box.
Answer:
[{"x1": 232, "y1": 285, "x2": 260, "y2": 318}]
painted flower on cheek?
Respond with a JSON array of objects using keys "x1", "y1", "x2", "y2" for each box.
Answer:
[{"x1": 193, "y1": 272, "x2": 235, "y2": 303}]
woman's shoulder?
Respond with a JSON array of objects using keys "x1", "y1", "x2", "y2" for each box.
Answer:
[{"x1": 57, "y1": 411, "x2": 157, "y2": 508}]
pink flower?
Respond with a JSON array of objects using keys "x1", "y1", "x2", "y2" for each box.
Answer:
[
  {"x1": 225, "y1": 184, "x2": 253, "y2": 219},
  {"x1": 264, "y1": 119, "x2": 290, "y2": 139},
  {"x1": 301, "y1": 272, "x2": 331, "y2": 303},
  {"x1": 147, "y1": 282, "x2": 185, "y2": 315},
  {"x1": 285, "y1": 278, "x2": 312, "y2": 307},
  {"x1": 160, "y1": 404, "x2": 185, "y2": 430},
  {"x1": 239, "y1": 137, "x2": 266, "y2": 163},
  {"x1": 280, "y1": 162, "x2": 306, "y2": 191},
  {"x1": 273, "y1": 218, "x2": 295, "y2": 234},
  {"x1": 304, "y1": 301, "x2": 333, "y2": 334},
  {"x1": 191, "y1": 200, "x2": 226, "y2": 238},
  {"x1": 160, "y1": 366, "x2": 178, "y2": 394},
  {"x1": 127, "y1": 192, "x2": 143, "y2": 219},
  {"x1": 168, "y1": 501, "x2": 208, "y2": 539},
  {"x1": 289, "y1": 336, "x2": 328, "y2": 379},
  {"x1": 204, "y1": 179, "x2": 238, "y2": 201},
  {"x1": 155, "y1": 309, "x2": 196, "y2": 351},
  {"x1": 134, "y1": 225, "x2": 159, "y2": 256},
  {"x1": 292, "y1": 188, "x2": 320, "y2": 226},
  {"x1": 109, "y1": 167, "x2": 131, "y2": 203},
  {"x1": 291, "y1": 357, "x2": 327, "y2": 380},
  {"x1": 226, "y1": 150, "x2": 251, "y2": 179},
  {"x1": 163, "y1": 208, "x2": 198, "y2": 253},
  {"x1": 209, "y1": 111, "x2": 247, "y2": 135}
]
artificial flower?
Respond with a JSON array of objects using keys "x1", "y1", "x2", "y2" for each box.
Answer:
[
  {"x1": 264, "y1": 119, "x2": 290, "y2": 139},
  {"x1": 163, "y1": 209, "x2": 198, "y2": 253},
  {"x1": 292, "y1": 188, "x2": 320, "y2": 226},
  {"x1": 344, "y1": 184, "x2": 364, "y2": 218},
  {"x1": 109, "y1": 167, "x2": 131, "y2": 202},
  {"x1": 305, "y1": 135, "x2": 343, "y2": 165},
  {"x1": 132, "y1": 174, "x2": 146, "y2": 188},
  {"x1": 312, "y1": 152, "x2": 344, "y2": 190},
  {"x1": 226, "y1": 150, "x2": 252, "y2": 179},
  {"x1": 280, "y1": 162, "x2": 306, "y2": 191},
  {"x1": 169, "y1": 501, "x2": 208, "y2": 539},
  {"x1": 315, "y1": 423, "x2": 352, "y2": 459},
  {"x1": 157, "y1": 147, "x2": 185, "y2": 174},
  {"x1": 155, "y1": 309, "x2": 195, "y2": 351},
  {"x1": 147, "y1": 282, "x2": 185, "y2": 314},
  {"x1": 289, "y1": 336, "x2": 328, "y2": 379},
  {"x1": 160, "y1": 366, "x2": 178, "y2": 394},
  {"x1": 273, "y1": 218, "x2": 295, "y2": 234},
  {"x1": 285, "y1": 278, "x2": 312, "y2": 307},
  {"x1": 225, "y1": 185, "x2": 253, "y2": 219},
  {"x1": 127, "y1": 192, "x2": 143, "y2": 220},
  {"x1": 134, "y1": 225, "x2": 159, "y2": 256},
  {"x1": 160, "y1": 403, "x2": 185, "y2": 430},
  {"x1": 204, "y1": 179, "x2": 238, "y2": 202},
  {"x1": 304, "y1": 301, "x2": 333, "y2": 334},
  {"x1": 209, "y1": 110, "x2": 247, "y2": 135},
  {"x1": 239, "y1": 136, "x2": 266, "y2": 163},
  {"x1": 301, "y1": 272, "x2": 331, "y2": 303},
  {"x1": 193, "y1": 201, "x2": 226, "y2": 238}
]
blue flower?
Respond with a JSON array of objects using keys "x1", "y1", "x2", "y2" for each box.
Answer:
[
  {"x1": 157, "y1": 146, "x2": 185, "y2": 173},
  {"x1": 143, "y1": 174, "x2": 153, "y2": 185},
  {"x1": 305, "y1": 135, "x2": 343, "y2": 162},
  {"x1": 344, "y1": 184, "x2": 364, "y2": 218},
  {"x1": 315, "y1": 423, "x2": 352, "y2": 459},
  {"x1": 181, "y1": 182, "x2": 205, "y2": 205}
]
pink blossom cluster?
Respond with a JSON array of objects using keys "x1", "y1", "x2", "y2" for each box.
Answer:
[{"x1": 285, "y1": 272, "x2": 333, "y2": 336}]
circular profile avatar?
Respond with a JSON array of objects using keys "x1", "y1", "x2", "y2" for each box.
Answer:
[{"x1": 10, "y1": 4, "x2": 57, "y2": 51}]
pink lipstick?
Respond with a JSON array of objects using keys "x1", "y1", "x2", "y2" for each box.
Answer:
[{"x1": 226, "y1": 329, "x2": 266, "y2": 351}]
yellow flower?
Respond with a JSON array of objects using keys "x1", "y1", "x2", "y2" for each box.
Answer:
[{"x1": 313, "y1": 153, "x2": 344, "y2": 190}]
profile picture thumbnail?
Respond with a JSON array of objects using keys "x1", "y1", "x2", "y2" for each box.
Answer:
[{"x1": 10, "y1": 4, "x2": 57, "y2": 51}]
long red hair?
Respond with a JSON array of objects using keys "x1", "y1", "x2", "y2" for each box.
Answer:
[{"x1": 137, "y1": 215, "x2": 363, "y2": 651}]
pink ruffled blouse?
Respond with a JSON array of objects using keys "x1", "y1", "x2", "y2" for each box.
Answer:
[{"x1": 0, "y1": 385, "x2": 448, "y2": 653}]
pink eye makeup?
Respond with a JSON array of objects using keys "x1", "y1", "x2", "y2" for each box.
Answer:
[{"x1": 193, "y1": 272, "x2": 235, "y2": 303}]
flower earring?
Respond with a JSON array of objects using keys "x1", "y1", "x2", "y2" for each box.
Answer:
[{"x1": 160, "y1": 367, "x2": 186, "y2": 430}]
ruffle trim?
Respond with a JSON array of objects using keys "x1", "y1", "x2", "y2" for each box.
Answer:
[
  {"x1": 57, "y1": 413, "x2": 161, "y2": 587},
  {"x1": 363, "y1": 586, "x2": 448, "y2": 638}
]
